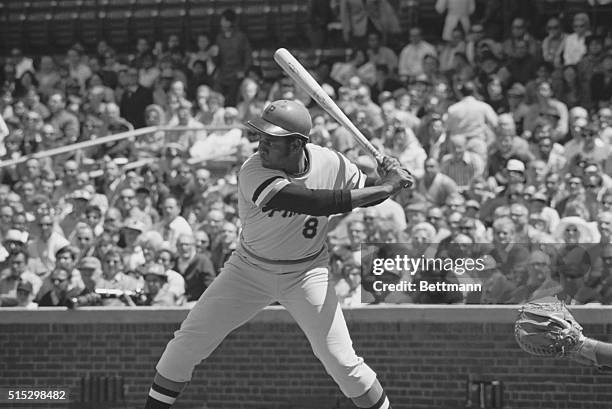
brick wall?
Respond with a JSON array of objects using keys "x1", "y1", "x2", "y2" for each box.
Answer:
[{"x1": 1, "y1": 306, "x2": 612, "y2": 409}]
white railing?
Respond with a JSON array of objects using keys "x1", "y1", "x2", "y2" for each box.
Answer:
[{"x1": 0, "y1": 125, "x2": 251, "y2": 169}]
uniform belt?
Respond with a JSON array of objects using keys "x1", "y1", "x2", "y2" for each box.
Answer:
[{"x1": 239, "y1": 242, "x2": 326, "y2": 265}]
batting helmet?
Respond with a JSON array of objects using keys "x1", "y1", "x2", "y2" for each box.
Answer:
[{"x1": 246, "y1": 100, "x2": 311, "y2": 141}]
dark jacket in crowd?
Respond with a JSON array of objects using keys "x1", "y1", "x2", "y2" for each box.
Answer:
[{"x1": 120, "y1": 86, "x2": 153, "y2": 129}]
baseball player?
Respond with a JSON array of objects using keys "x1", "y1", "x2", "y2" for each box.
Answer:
[{"x1": 143, "y1": 100, "x2": 413, "y2": 409}]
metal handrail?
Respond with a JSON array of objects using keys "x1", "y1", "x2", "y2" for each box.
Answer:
[{"x1": 0, "y1": 125, "x2": 249, "y2": 169}]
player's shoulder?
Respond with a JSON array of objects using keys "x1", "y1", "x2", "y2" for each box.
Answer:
[
  {"x1": 306, "y1": 143, "x2": 346, "y2": 165},
  {"x1": 238, "y1": 152, "x2": 286, "y2": 187},
  {"x1": 240, "y1": 151, "x2": 263, "y2": 173}
]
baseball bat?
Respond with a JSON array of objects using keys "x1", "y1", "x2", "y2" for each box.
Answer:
[{"x1": 273, "y1": 48, "x2": 384, "y2": 165}]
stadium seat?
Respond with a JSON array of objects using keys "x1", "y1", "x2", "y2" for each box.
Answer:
[
  {"x1": 76, "y1": 8, "x2": 102, "y2": 50},
  {"x1": 158, "y1": 7, "x2": 187, "y2": 41},
  {"x1": 26, "y1": 1, "x2": 57, "y2": 12},
  {"x1": 187, "y1": 5, "x2": 216, "y2": 38},
  {"x1": 317, "y1": 48, "x2": 350, "y2": 64},
  {"x1": 103, "y1": 9, "x2": 133, "y2": 49},
  {"x1": 24, "y1": 10, "x2": 53, "y2": 51},
  {"x1": 240, "y1": 0, "x2": 273, "y2": 46},
  {"x1": 131, "y1": 8, "x2": 159, "y2": 44},
  {"x1": 4, "y1": 10, "x2": 26, "y2": 50},
  {"x1": 50, "y1": 10, "x2": 79, "y2": 51}
]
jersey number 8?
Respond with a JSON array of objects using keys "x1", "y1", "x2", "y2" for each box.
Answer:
[{"x1": 302, "y1": 218, "x2": 319, "y2": 239}]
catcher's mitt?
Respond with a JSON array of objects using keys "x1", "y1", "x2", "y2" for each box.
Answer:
[
  {"x1": 514, "y1": 297, "x2": 585, "y2": 359},
  {"x1": 514, "y1": 298, "x2": 612, "y2": 369}
]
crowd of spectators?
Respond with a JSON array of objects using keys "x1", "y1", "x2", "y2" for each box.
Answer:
[{"x1": 1, "y1": 4, "x2": 612, "y2": 308}]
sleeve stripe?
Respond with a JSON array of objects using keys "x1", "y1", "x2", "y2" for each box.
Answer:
[
  {"x1": 355, "y1": 170, "x2": 366, "y2": 188},
  {"x1": 252, "y1": 176, "x2": 284, "y2": 203},
  {"x1": 332, "y1": 150, "x2": 347, "y2": 190},
  {"x1": 255, "y1": 179, "x2": 290, "y2": 207}
]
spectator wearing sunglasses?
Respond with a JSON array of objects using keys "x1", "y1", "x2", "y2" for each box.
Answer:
[{"x1": 542, "y1": 17, "x2": 567, "y2": 67}]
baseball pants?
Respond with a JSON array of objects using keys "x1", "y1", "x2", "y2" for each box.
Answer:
[{"x1": 156, "y1": 249, "x2": 377, "y2": 398}]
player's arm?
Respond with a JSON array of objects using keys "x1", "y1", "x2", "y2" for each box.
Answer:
[{"x1": 265, "y1": 166, "x2": 411, "y2": 216}]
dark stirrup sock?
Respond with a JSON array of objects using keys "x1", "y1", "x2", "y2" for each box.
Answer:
[{"x1": 364, "y1": 391, "x2": 390, "y2": 409}]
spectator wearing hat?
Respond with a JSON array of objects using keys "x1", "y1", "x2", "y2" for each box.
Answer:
[
  {"x1": 174, "y1": 233, "x2": 213, "y2": 302},
  {"x1": 0, "y1": 228, "x2": 27, "y2": 269},
  {"x1": 120, "y1": 218, "x2": 147, "y2": 264},
  {"x1": 13, "y1": 280, "x2": 38, "y2": 308},
  {"x1": 127, "y1": 237, "x2": 182, "y2": 301},
  {"x1": 554, "y1": 216, "x2": 600, "y2": 245},
  {"x1": 0, "y1": 249, "x2": 42, "y2": 306},
  {"x1": 398, "y1": 27, "x2": 437, "y2": 79},
  {"x1": 140, "y1": 262, "x2": 183, "y2": 306},
  {"x1": 77, "y1": 256, "x2": 102, "y2": 292},
  {"x1": 59, "y1": 189, "x2": 92, "y2": 239}
]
